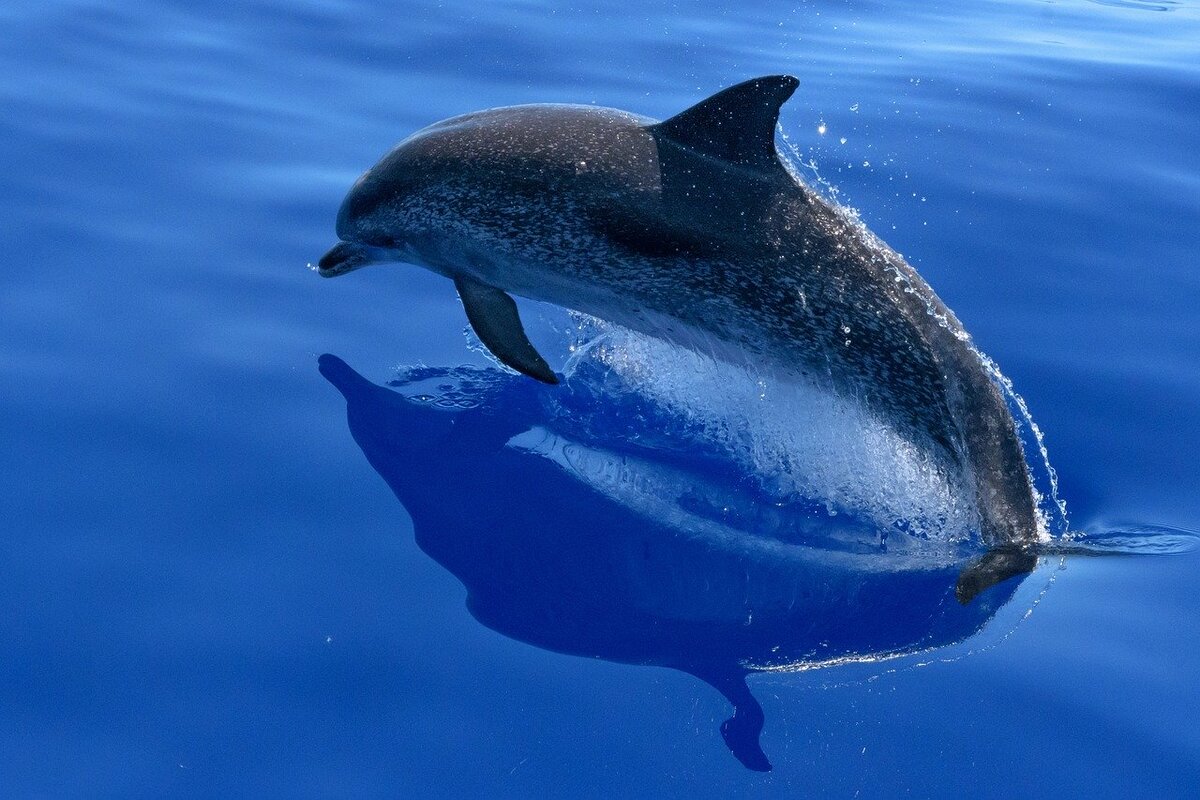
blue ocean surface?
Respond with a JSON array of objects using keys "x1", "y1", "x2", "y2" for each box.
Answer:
[{"x1": 2, "y1": 0, "x2": 1199, "y2": 796}]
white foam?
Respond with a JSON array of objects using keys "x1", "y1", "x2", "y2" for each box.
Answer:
[{"x1": 558, "y1": 317, "x2": 982, "y2": 545}]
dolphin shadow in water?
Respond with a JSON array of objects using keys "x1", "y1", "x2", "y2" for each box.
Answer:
[{"x1": 319, "y1": 354, "x2": 1031, "y2": 772}]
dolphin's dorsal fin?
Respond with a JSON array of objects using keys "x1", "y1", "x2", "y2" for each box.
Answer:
[
  {"x1": 649, "y1": 75, "x2": 799, "y2": 171},
  {"x1": 454, "y1": 277, "x2": 559, "y2": 385}
]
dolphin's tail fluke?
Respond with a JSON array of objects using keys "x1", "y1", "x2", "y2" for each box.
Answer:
[{"x1": 955, "y1": 546, "x2": 1038, "y2": 605}]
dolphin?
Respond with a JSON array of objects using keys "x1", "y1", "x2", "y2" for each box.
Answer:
[{"x1": 317, "y1": 75, "x2": 1041, "y2": 552}]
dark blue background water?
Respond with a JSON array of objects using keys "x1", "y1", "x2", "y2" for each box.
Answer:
[{"x1": 3, "y1": 0, "x2": 1198, "y2": 796}]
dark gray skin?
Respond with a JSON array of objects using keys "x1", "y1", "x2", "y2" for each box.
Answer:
[{"x1": 318, "y1": 76, "x2": 1041, "y2": 552}]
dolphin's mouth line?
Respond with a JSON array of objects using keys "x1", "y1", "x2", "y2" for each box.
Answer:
[
  {"x1": 318, "y1": 241, "x2": 368, "y2": 277},
  {"x1": 317, "y1": 241, "x2": 400, "y2": 278}
]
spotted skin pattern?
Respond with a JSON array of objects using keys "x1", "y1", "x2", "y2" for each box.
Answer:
[{"x1": 319, "y1": 77, "x2": 1039, "y2": 550}]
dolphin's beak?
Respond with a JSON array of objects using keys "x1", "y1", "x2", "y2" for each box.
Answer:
[{"x1": 317, "y1": 241, "x2": 374, "y2": 278}]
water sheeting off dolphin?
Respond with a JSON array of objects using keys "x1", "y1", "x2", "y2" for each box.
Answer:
[{"x1": 318, "y1": 76, "x2": 1042, "y2": 551}]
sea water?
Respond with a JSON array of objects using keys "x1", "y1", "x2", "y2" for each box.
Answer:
[{"x1": 2, "y1": 0, "x2": 1198, "y2": 796}]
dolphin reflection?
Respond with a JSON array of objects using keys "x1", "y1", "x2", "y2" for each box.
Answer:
[{"x1": 319, "y1": 354, "x2": 1030, "y2": 771}]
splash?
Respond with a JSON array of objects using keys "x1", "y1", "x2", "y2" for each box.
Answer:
[
  {"x1": 458, "y1": 304, "x2": 1060, "y2": 553},
  {"x1": 544, "y1": 315, "x2": 983, "y2": 546},
  {"x1": 980, "y1": 352, "x2": 1070, "y2": 539}
]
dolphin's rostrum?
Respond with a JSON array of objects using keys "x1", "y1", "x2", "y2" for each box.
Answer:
[{"x1": 318, "y1": 76, "x2": 1042, "y2": 551}]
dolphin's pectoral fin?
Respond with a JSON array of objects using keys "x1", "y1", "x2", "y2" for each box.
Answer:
[
  {"x1": 648, "y1": 75, "x2": 799, "y2": 171},
  {"x1": 955, "y1": 547, "x2": 1038, "y2": 605},
  {"x1": 454, "y1": 277, "x2": 558, "y2": 384}
]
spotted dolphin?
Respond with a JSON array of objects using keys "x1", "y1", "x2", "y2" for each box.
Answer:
[{"x1": 317, "y1": 76, "x2": 1041, "y2": 554}]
